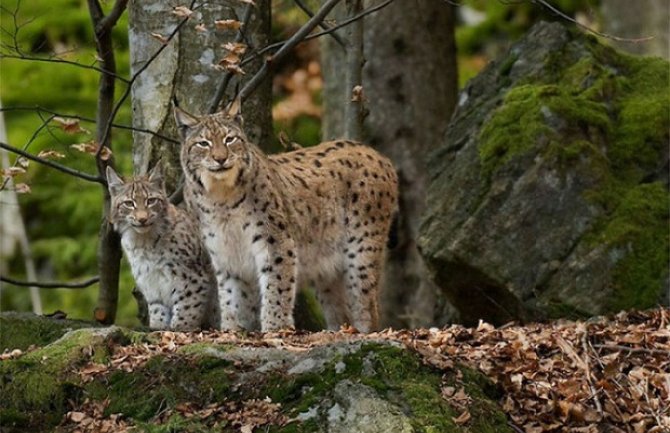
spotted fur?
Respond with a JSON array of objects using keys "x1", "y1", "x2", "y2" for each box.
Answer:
[
  {"x1": 107, "y1": 166, "x2": 217, "y2": 330},
  {"x1": 175, "y1": 107, "x2": 398, "y2": 332}
]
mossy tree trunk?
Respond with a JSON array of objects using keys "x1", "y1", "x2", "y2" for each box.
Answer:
[{"x1": 321, "y1": 0, "x2": 459, "y2": 327}]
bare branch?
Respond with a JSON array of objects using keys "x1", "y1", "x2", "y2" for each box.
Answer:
[
  {"x1": 0, "y1": 53, "x2": 131, "y2": 83},
  {"x1": 0, "y1": 275, "x2": 100, "y2": 289},
  {"x1": 294, "y1": 0, "x2": 346, "y2": 48},
  {"x1": 208, "y1": 3, "x2": 255, "y2": 114},
  {"x1": 0, "y1": 141, "x2": 104, "y2": 183},
  {"x1": 241, "y1": 0, "x2": 395, "y2": 69},
  {"x1": 0, "y1": 106, "x2": 179, "y2": 143},
  {"x1": 239, "y1": 0, "x2": 343, "y2": 102},
  {"x1": 97, "y1": 0, "x2": 129, "y2": 33}
]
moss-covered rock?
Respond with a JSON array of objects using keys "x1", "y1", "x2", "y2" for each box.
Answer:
[
  {"x1": 419, "y1": 21, "x2": 669, "y2": 324},
  {"x1": 0, "y1": 313, "x2": 511, "y2": 433}
]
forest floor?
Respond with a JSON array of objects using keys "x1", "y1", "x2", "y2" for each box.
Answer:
[{"x1": 2, "y1": 308, "x2": 668, "y2": 433}]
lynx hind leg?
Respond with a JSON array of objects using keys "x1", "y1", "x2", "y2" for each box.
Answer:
[{"x1": 314, "y1": 276, "x2": 349, "y2": 331}]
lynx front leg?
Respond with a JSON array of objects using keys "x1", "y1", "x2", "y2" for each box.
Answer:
[
  {"x1": 254, "y1": 235, "x2": 298, "y2": 332},
  {"x1": 216, "y1": 271, "x2": 248, "y2": 331},
  {"x1": 148, "y1": 303, "x2": 171, "y2": 330}
]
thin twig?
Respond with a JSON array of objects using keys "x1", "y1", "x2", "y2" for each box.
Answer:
[
  {"x1": 239, "y1": 0, "x2": 343, "y2": 102},
  {"x1": 208, "y1": 3, "x2": 255, "y2": 114},
  {"x1": 0, "y1": 275, "x2": 100, "y2": 289},
  {"x1": 0, "y1": 53, "x2": 131, "y2": 83},
  {"x1": 294, "y1": 0, "x2": 346, "y2": 48},
  {"x1": 533, "y1": 0, "x2": 654, "y2": 43},
  {"x1": 0, "y1": 113, "x2": 55, "y2": 191},
  {"x1": 0, "y1": 106, "x2": 178, "y2": 143},
  {"x1": 242, "y1": 0, "x2": 395, "y2": 68},
  {"x1": 581, "y1": 325, "x2": 603, "y2": 416},
  {"x1": 0, "y1": 141, "x2": 103, "y2": 183},
  {"x1": 592, "y1": 344, "x2": 669, "y2": 356}
]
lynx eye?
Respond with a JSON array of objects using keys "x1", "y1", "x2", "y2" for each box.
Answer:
[
  {"x1": 146, "y1": 197, "x2": 160, "y2": 206},
  {"x1": 122, "y1": 200, "x2": 135, "y2": 208},
  {"x1": 224, "y1": 135, "x2": 237, "y2": 146},
  {"x1": 195, "y1": 139, "x2": 211, "y2": 148}
]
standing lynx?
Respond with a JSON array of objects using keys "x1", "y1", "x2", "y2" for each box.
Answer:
[
  {"x1": 175, "y1": 106, "x2": 398, "y2": 333},
  {"x1": 107, "y1": 165, "x2": 216, "y2": 331}
]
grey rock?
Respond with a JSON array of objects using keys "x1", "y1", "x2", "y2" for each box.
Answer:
[{"x1": 419, "y1": 22, "x2": 669, "y2": 324}]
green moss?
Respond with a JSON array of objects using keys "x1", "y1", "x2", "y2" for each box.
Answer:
[
  {"x1": 479, "y1": 32, "x2": 669, "y2": 315},
  {"x1": 86, "y1": 354, "x2": 234, "y2": 421},
  {"x1": 0, "y1": 328, "x2": 117, "y2": 431},
  {"x1": 264, "y1": 343, "x2": 512, "y2": 433},
  {"x1": 478, "y1": 84, "x2": 553, "y2": 177},
  {"x1": 0, "y1": 312, "x2": 97, "y2": 351},
  {"x1": 587, "y1": 183, "x2": 670, "y2": 310}
]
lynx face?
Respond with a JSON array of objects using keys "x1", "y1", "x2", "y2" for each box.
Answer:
[
  {"x1": 107, "y1": 166, "x2": 167, "y2": 234},
  {"x1": 175, "y1": 110, "x2": 251, "y2": 196}
]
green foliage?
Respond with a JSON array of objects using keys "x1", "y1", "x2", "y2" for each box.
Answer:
[{"x1": 0, "y1": 0, "x2": 136, "y2": 324}]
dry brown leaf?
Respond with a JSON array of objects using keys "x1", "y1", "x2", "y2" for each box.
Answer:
[
  {"x1": 351, "y1": 84, "x2": 364, "y2": 102},
  {"x1": 222, "y1": 42, "x2": 247, "y2": 55},
  {"x1": 215, "y1": 19, "x2": 242, "y2": 30},
  {"x1": 194, "y1": 23, "x2": 207, "y2": 32},
  {"x1": 16, "y1": 157, "x2": 29, "y2": 168},
  {"x1": 2, "y1": 167, "x2": 26, "y2": 177},
  {"x1": 172, "y1": 5, "x2": 193, "y2": 18},
  {"x1": 453, "y1": 410, "x2": 471, "y2": 425},
  {"x1": 150, "y1": 32, "x2": 169, "y2": 44},
  {"x1": 52, "y1": 117, "x2": 90, "y2": 135},
  {"x1": 14, "y1": 183, "x2": 31, "y2": 194},
  {"x1": 71, "y1": 141, "x2": 112, "y2": 161},
  {"x1": 37, "y1": 150, "x2": 66, "y2": 159}
]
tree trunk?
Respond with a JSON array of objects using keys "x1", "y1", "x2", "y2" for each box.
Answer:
[
  {"x1": 601, "y1": 0, "x2": 669, "y2": 58},
  {"x1": 321, "y1": 0, "x2": 459, "y2": 328},
  {"x1": 128, "y1": 0, "x2": 273, "y2": 190}
]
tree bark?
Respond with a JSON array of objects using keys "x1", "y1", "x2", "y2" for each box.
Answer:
[
  {"x1": 321, "y1": 0, "x2": 459, "y2": 328},
  {"x1": 128, "y1": 0, "x2": 273, "y2": 190},
  {"x1": 601, "y1": 0, "x2": 669, "y2": 58},
  {"x1": 88, "y1": 0, "x2": 125, "y2": 325}
]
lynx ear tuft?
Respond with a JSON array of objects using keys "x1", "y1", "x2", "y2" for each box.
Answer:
[
  {"x1": 147, "y1": 160, "x2": 164, "y2": 190},
  {"x1": 173, "y1": 106, "x2": 200, "y2": 139},
  {"x1": 224, "y1": 97, "x2": 244, "y2": 126},
  {"x1": 106, "y1": 166, "x2": 124, "y2": 195}
]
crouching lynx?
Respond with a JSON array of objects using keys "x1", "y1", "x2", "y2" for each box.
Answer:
[
  {"x1": 107, "y1": 165, "x2": 217, "y2": 330},
  {"x1": 175, "y1": 105, "x2": 398, "y2": 332}
]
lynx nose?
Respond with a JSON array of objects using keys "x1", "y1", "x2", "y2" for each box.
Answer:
[{"x1": 135, "y1": 211, "x2": 148, "y2": 225}]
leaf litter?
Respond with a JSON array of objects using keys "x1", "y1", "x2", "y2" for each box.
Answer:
[{"x1": 24, "y1": 308, "x2": 666, "y2": 432}]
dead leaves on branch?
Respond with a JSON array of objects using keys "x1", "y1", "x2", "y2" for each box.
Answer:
[
  {"x1": 71, "y1": 141, "x2": 112, "y2": 161},
  {"x1": 52, "y1": 117, "x2": 90, "y2": 135}
]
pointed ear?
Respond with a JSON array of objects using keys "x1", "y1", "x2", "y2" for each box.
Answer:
[
  {"x1": 106, "y1": 166, "x2": 124, "y2": 195},
  {"x1": 173, "y1": 106, "x2": 200, "y2": 139},
  {"x1": 224, "y1": 97, "x2": 244, "y2": 126},
  {"x1": 147, "y1": 161, "x2": 164, "y2": 190}
]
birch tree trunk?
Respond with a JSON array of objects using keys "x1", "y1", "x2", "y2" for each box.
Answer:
[
  {"x1": 129, "y1": 0, "x2": 272, "y2": 189},
  {"x1": 322, "y1": 0, "x2": 459, "y2": 327}
]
